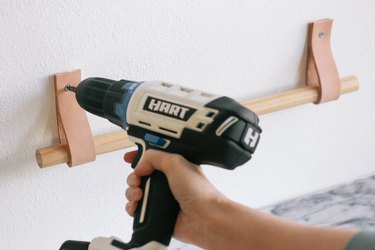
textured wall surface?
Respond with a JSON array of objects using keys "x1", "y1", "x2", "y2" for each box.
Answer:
[{"x1": 1, "y1": 1, "x2": 375, "y2": 249}]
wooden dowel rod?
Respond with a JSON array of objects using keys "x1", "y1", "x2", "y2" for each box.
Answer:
[
  {"x1": 36, "y1": 76, "x2": 359, "y2": 168},
  {"x1": 36, "y1": 131, "x2": 133, "y2": 168},
  {"x1": 243, "y1": 75, "x2": 359, "y2": 115}
]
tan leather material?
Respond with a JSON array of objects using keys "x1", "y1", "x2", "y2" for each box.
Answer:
[
  {"x1": 306, "y1": 19, "x2": 341, "y2": 104},
  {"x1": 54, "y1": 69, "x2": 96, "y2": 167}
]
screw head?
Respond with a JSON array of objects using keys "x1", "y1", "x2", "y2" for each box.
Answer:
[
  {"x1": 64, "y1": 84, "x2": 77, "y2": 92},
  {"x1": 319, "y1": 31, "x2": 326, "y2": 38}
]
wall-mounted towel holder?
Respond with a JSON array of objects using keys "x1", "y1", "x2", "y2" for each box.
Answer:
[
  {"x1": 51, "y1": 69, "x2": 96, "y2": 167},
  {"x1": 35, "y1": 18, "x2": 359, "y2": 168}
]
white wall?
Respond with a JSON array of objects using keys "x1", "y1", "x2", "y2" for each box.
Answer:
[{"x1": 1, "y1": 1, "x2": 375, "y2": 249}]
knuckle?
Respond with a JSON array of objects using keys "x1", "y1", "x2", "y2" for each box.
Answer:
[
  {"x1": 125, "y1": 188, "x2": 133, "y2": 200},
  {"x1": 126, "y1": 174, "x2": 133, "y2": 185},
  {"x1": 127, "y1": 173, "x2": 136, "y2": 186},
  {"x1": 127, "y1": 173, "x2": 141, "y2": 187},
  {"x1": 126, "y1": 201, "x2": 138, "y2": 216},
  {"x1": 134, "y1": 188, "x2": 143, "y2": 200},
  {"x1": 125, "y1": 203, "x2": 133, "y2": 216},
  {"x1": 170, "y1": 154, "x2": 184, "y2": 165},
  {"x1": 125, "y1": 187, "x2": 142, "y2": 201}
]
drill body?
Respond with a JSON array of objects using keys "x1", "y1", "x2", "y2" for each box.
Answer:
[{"x1": 61, "y1": 78, "x2": 261, "y2": 250}]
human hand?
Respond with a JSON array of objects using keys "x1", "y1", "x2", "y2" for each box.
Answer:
[
  {"x1": 124, "y1": 149, "x2": 356, "y2": 250},
  {"x1": 124, "y1": 149, "x2": 228, "y2": 244}
]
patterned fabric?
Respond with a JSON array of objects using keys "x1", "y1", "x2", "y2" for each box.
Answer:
[{"x1": 266, "y1": 175, "x2": 375, "y2": 230}]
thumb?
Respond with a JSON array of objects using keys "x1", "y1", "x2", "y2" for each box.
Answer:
[{"x1": 133, "y1": 149, "x2": 188, "y2": 178}]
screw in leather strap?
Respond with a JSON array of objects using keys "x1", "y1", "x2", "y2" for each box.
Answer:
[
  {"x1": 54, "y1": 69, "x2": 96, "y2": 167},
  {"x1": 306, "y1": 19, "x2": 341, "y2": 104}
]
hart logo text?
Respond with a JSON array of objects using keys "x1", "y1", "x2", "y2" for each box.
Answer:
[{"x1": 143, "y1": 97, "x2": 196, "y2": 121}]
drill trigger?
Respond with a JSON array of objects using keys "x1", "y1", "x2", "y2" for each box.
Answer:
[{"x1": 131, "y1": 143, "x2": 144, "y2": 169}]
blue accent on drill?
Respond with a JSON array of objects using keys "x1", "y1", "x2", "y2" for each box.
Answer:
[
  {"x1": 144, "y1": 133, "x2": 167, "y2": 147},
  {"x1": 115, "y1": 81, "x2": 143, "y2": 129}
]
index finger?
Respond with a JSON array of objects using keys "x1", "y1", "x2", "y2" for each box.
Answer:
[
  {"x1": 124, "y1": 150, "x2": 138, "y2": 163},
  {"x1": 134, "y1": 149, "x2": 193, "y2": 177}
]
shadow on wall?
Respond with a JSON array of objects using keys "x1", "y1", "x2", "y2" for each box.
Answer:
[
  {"x1": 296, "y1": 30, "x2": 309, "y2": 87},
  {"x1": 0, "y1": 75, "x2": 60, "y2": 178}
]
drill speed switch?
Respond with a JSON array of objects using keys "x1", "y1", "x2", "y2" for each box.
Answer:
[{"x1": 62, "y1": 77, "x2": 262, "y2": 250}]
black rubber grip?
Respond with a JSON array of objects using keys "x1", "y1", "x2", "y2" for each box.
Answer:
[
  {"x1": 126, "y1": 171, "x2": 179, "y2": 248},
  {"x1": 59, "y1": 240, "x2": 89, "y2": 250}
]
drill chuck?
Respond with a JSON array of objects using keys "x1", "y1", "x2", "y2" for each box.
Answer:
[{"x1": 70, "y1": 78, "x2": 141, "y2": 129}]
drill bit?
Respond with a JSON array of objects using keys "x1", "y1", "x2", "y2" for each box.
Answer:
[{"x1": 65, "y1": 84, "x2": 77, "y2": 93}]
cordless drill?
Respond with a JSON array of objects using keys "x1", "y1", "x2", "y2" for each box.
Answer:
[{"x1": 60, "y1": 78, "x2": 262, "y2": 250}]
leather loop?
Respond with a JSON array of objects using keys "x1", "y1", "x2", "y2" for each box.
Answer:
[
  {"x1": 306, "y1": 19, "x2": 341, "y2": 104},
  {"x1": 54, "y1": 69, "x2": 96, "y2": 167}
]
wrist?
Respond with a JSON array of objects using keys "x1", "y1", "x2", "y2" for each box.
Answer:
[{"x1": 188, "y1": 196, "x2": 240, "y2": 249}]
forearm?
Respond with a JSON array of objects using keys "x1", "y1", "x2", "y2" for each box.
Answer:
[{"x1": 192, "y1": 199, "x2": 356, "y2": 250}]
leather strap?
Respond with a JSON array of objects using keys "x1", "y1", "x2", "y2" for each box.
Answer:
[
  {"x1": 306, "y1": 19, "x2": 341, "y2": 104},
  {"x1": 54, "y1": 69, "x2": 96, "y2": 167}
]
